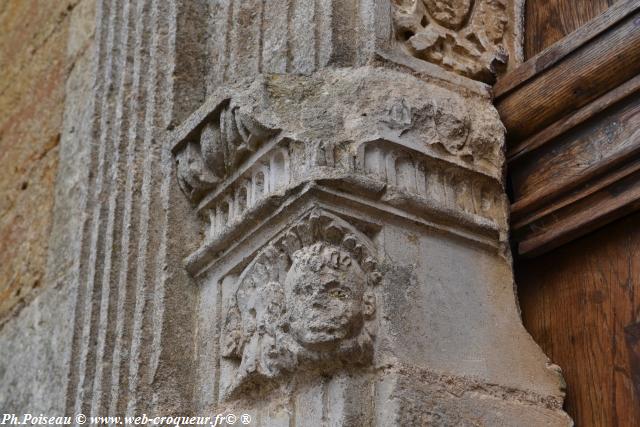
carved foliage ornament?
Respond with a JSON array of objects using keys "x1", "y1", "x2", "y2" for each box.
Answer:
[
  {"x1": 383, "y1": 97, "x2": 472, "y2": 157},
  {"x1": 392, "y1": 0, "x2": 510, "y2": 83},
  {"x1": 221, "y1": 210, "x2": 381, "y2": 396},
  {"x1": 175, "y1": 102, "x2": 277, "y2": 202}
]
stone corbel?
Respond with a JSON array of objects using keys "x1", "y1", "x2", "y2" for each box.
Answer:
[
  {"x1": 173, "y1": 99, "x2": 279, "y2": 202},
  {"x1": 220, "y1": 209, "x2": 381, "y2": 399}
]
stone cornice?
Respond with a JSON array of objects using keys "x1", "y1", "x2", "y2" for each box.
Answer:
[
  {"x1": 169, "y1": 69, "x2": 510, "y2": 274},
  {"x1": 184, "y1": 185, "x2": 502, "y2": 278}
]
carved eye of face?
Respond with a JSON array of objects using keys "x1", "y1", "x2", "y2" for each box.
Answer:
[
  {"x1": 329, "y1": 289, "x2": 348, "y2": 299},
  {"x1": 323, "y1": 280, "x2": 351, "y2": 299}
]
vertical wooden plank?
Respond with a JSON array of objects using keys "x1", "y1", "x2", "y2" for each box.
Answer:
[
  {"x1": 525, "y1": 0, "x2": 615, "y2": 58},
  {"x1": 517, "y1": 211, "x2": 640, "y2": 426},
  {"x1": 624, "y1": 323, "x2": 640, "y2": 404},
  {"x1": 607, "y1": 226, "x2": 640, "y2": 427}
]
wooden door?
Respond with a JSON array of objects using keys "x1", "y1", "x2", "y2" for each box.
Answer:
[
  {"x1": 517, "y1": 213, "x2": 640, "y2": 426},
  {"x1": 498, "y1": 0, "x2": 640, "y2": 425}
]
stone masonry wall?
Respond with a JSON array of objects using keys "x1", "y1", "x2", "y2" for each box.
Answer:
[
  {"x1": 0, "y1": 0, "x2": 90, "y2": 323},
  {"x1": 0, "y1": 0, "x2": 96, "y2": 413}
]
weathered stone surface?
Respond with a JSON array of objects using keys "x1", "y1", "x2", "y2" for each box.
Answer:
[
  {"x1": 0, "y1": 0, "x2": 96, "y2": 413},
  {"x1": 0, "y1": 1, "x2": 569, "y2": 425},
  {"x1": 167, "y1": 2, "x2": 568, "y2": 424},
  {"x1": 378, "y1": 367, "x2": 571, "y2": 426},
  {"x1": 171, "y1": 69, "x2": 509, "y2": 280},
  {"x1": 392, "y1": 0, "x2": 516, "y2": 83},
  {"x1": 0, "y1": 0, "x2": 81, "y2": 321},
  {"x1": 220, "y1": 210, "x2": 379, "y2": 398}
]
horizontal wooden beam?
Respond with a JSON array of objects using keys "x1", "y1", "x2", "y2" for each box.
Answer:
[
  {"x1": 495, "y1": 0, "x2": 640, "y2": 98},
  {"x1": 495, "y1": 1, "x2": 640, "y2": 143},
  {"x1": 498, "y1": 2, "x2": 640, "y2": 257},
  {"x1": 507, "y1": 74, "x2": 640, "y2": 163},
  {"x1": 517, "y1": 169, "x2": 640, "y2": 257}
]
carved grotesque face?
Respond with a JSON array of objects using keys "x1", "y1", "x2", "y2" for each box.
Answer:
[
  {"x1": 481, "y1": 0, "x2": 508, "y2": 43},
  {"x1": 284, "y1": 243, "x2": 374, "y2": 350},
  {"x1": 424, "y1": 0, "x2": 473, "y2": 29}
]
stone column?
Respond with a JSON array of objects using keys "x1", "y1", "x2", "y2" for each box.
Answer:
[{"x1": 168, "y1": 0, "x2": 572, "y2": 425}]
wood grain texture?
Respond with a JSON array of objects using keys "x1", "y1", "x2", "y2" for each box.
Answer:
[
  {"x1": 624, "y1": 322, "x2": 640, "y2": 402},
  {"x1": 524, "y1": 0, "x2": 615, "y2": 59},
  {"x1": 496, "y1": 0, "x2": 637, "y2": 98},
  {"x1": 496, "y1": 10, "x2": 640, "y2": 143},
  {"x1": 508, "y1": 74, "x2": 640, "y2": 162},
  {"x1": 517, "y1": 167, "x2": 640, "y2": 256},
  {"x1": 501, "y1": 3, "x2": 640, "y2": 257},
  {"x1": 510, "y1": 92, "x2": 640, "y2": 214},
  {"x1": 517, "y1": 211, "x2": 640, "y2": 427},
  {"x1": 514, "y1": 3, "x2": 640, "y2": 425},
  {"x1": 512, "y1": 155, "x2": 640, "y2": 234},
  {"x1": 509, "y1": 90, "x2": 640, "y2": 256}
]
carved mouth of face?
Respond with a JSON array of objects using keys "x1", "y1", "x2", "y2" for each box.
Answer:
[
  {"x1": 288, "y1": 294, "x2": 364, "y2": 351},
  {"x1": 297, "y1": 322, "x2": 350, "y2": 348},
  {"x1": 296, "y1": 307, "x2": 353, "y2": 343}
]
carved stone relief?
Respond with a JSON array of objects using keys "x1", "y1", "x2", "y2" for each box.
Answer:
[
  {"x1": 170, "y1": 71, "x2": 510, "y2": 252},
  {"x1": 23, "y1": 1, "x2": 573, "y2": 425},
  {"x1": 174, "y1": 101, "x2": 278, "y2": 202},
  {"x1": 392, "y1": 0, "x2": 510, "y2": 82},
  {"x1": 358, "y1": 140, "x2": 506, "y2": 224},
  {"x1": 168, "y1": 70, "x2": 516, "y2": 263},
  {"x1": 175, "y1": 141, "x2": 220, "y2": 202},
  {"x1": 173, "y1": 70, "x2": 508, "y2": 194},
  {"x1": 382, "y1": 97, "x2": 473, "y2": 158},
  {"x1": 203, "y1": 145, "x2": 291, "y2": 240},
  {"x1": 221, "y1": 210, "x2": 381, "y2": 398}
]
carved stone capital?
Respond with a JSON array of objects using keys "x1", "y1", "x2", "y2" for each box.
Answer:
[
  {"x1": 170, "y1": 69, "x2": 510, "y2": 274},
  {"x1": 174, "y1": 100, "x2": 279, "y2": 202},
  {"x1": 46, "y1": 1, "x2": 570, "y2": 424}
]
